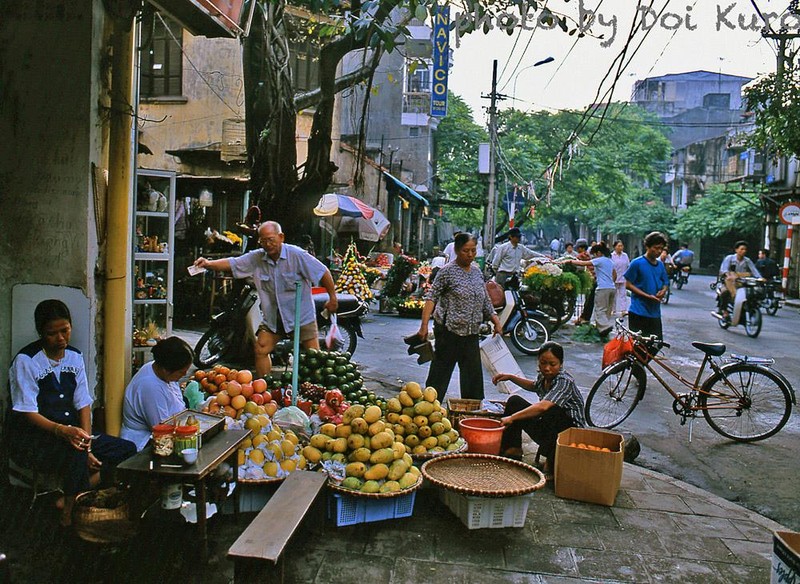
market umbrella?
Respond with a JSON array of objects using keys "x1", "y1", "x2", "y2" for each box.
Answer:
[
  {"x1": 338, "y1": 209, "x2": 391, "y2": 242},
  {"x1": 313, "y1": 193, "x2": 375, "y2": 219},
  {"x1": 313, "y1": 194, "x2": 390, "y2": 242}
]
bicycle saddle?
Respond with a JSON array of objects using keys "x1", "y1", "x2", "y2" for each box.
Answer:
[{"x1": 691, "y1": 341, "x2": 726, "y2": 356}]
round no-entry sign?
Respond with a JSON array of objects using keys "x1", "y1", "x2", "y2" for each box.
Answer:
[{"x1": 779, "y1": 201, "x2": 800, "y2": 225}]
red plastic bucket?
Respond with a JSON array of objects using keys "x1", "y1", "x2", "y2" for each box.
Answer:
[{"x1": 459, "y1": 417, "x2": 505, "y2": 455}]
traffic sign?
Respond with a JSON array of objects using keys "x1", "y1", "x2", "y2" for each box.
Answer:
[{"x1": 779, "y1": 201, "x2": 800, "y2": 225}]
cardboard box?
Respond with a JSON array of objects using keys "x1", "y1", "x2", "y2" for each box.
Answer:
[
  {"x1": 555, "y1": 427, "x2": 624, "y2": 506},
  {"x1": 772, "y1": 531, "x2": 800, "y2": 584},
  {"x1": 479, "y1": 335, "x2": 527, "y2": 395}
]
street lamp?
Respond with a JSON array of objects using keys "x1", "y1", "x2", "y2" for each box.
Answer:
[{"x1": 512, "y1": 56, "x2": 555, "y2": 104}]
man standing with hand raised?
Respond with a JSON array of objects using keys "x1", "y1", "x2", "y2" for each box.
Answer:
[{"x1": 194, "y1": 221, "x2": 337, "y2": 376}]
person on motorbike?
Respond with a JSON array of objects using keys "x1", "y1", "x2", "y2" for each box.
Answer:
[
  {"x1": 716, "y1": 241, "x2": 761, "y2": 320},
  {"x1": 492, "y1": 227, "x2": 545, "y2": 288},
  {"x1": 671, "y1": 244, "x2": 694, "y2": 271},
  {"x1": 755, "y1": 249, "x2": 780, "y2": 280},
  {"x1": 193, "y1": 221, "x2": 338, "y2": 377}
]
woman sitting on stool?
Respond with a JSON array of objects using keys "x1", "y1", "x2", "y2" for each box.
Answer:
[
  {"x1": 492, "y1": 342, "x2": 585, "y2": 477},
  {"x1": 8, "y1": 300, "x2": 136, "y2": 525}
]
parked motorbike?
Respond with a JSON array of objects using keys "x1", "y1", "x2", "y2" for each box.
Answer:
[
  {"x1": 193, "y1": 283, "x2": 368, "y2": 368},
  {"x1": 710, "y1": 276, "x2": 765, "y2": 338},
  {"x1": 483, "y1": 274, "x2": 552, "y2": 355}
]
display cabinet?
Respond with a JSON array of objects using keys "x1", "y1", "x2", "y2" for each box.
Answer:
[{"x1": 132, "y1": 169, "x2": 175, "y2": 372}]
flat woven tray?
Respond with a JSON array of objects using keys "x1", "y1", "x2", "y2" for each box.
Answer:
[
  {"x1": 327, "y1": 474, "x2": 423, "y2": 499},
  {"x1": 421, "y1": 453, "x2": 546, "y2": 497},
  {"x1": 410, "y1": 440, "x2": 467, "y2": 461},
  {"x1": 238, "y1": 475, "x2": 286, "y2": 485}
]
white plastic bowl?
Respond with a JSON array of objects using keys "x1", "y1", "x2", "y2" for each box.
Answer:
[{"x1": 181, "y1": 448, "x2": 198, "y2": 465}]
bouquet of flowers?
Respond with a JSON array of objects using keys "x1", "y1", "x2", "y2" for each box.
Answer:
[{"x1": 383, "y1": 254, "x2": 419, "y2": 299}]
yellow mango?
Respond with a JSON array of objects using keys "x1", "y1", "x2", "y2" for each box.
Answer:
[{"x1": 364, "y1": 463, "x2": 389, "y2": 481}]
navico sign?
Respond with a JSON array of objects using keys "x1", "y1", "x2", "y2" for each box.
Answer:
[{"x1": 430, "y1": 4, "x2": 450, "y2": 118}]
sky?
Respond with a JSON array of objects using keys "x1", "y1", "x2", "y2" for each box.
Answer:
[{"x1": 446, "y1": 0, "x2": 790, "y2": 124}]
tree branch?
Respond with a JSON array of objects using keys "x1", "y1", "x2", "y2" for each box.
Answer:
[{"x1": 294, "y1": 59, "x2": 379, "y2": 111}]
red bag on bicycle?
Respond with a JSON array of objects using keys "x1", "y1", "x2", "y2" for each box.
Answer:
[{"x1": 602, "y1": 335, "x2": 634, "y2": 368}]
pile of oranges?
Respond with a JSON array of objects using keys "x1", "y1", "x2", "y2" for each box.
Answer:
[
  {"x1": 567, "y1": 442, "x2": 613, "y2": 453},
  {"x1": 195, "y1": 365, "x2": 275, "y2": 419}
]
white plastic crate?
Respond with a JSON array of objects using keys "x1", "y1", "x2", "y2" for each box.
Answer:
[{"x1": 440, "y1": 489, "x2": 534, "y2": 529}]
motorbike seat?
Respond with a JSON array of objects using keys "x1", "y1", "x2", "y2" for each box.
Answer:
[
  {"x1": 691, "y1": 341, "x2": 726, "y2": 357},
  {"x1": 313, "y1": 292, "x2": 363, "y2": 315}
]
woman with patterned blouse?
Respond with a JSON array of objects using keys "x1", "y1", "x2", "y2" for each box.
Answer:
[
  {"x1": 492, "y1": 342, "x2": 585, "y2": 476},
  {"x1": 417, "y1": 233, "x2": 502, "y2": 402}
]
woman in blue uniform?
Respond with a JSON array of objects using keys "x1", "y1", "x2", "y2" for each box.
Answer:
[{"x1": 8, "y1": 300, "x2": 136, "y2": 525}]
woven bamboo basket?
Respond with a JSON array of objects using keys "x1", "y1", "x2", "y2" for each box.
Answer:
[
  {"x1": 420, "y1": 453, "x2": 545, "y2": 497},
  {"x1": 73, "y1": 487, "x2": 137, "y2": 544}
]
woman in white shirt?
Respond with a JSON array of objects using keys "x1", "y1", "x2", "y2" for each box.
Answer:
[
  {"x1": 610, "y1": 240, "x2": 630, "y2": 316},
  {"x1": 121, "y1": 337, "x2": 194, "y2": 451}
]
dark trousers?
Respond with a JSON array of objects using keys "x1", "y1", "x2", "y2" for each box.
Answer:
[
  {"x1": 425, "y1": 324, "x2": 483, "y2": 402},
  {"x1": 627, "y1": 312, "x2": 663, "y2": 340},
  {"x1": 500, "y1": 395, "x2": 576, "y2": 462},
  {"x1": 580, "y1": 283, "x2": 597, "y2": 321},
  {"x1": 10, "y1": 418, "x2": 136, "y2": 495}
]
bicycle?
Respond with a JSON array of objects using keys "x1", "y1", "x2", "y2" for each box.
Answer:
[{"x1": 584, "y1": 320, "x2": 795, "y2": 442}]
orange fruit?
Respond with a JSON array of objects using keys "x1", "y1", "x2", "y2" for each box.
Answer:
[
  {"x1": 214, "y1": 373, "x2": 227, "y2": 386},
  {"x1": 194, "y1": 370, "x2": 207, "y2": 381},
  {"x1": 227, "y1": 380, "x2": 242, "y2": 397},
  {"x1": 223, "y1": 405, "x2": 238, "y2": 418},
  {"x1": 227, "y1": 369, "x2": 239, "y2": 381},
  {"x1": 236, "y1": 370, "x2": 253, "y2": 384},
  {"x1": 231, "y1": 395, "x2": 247, "y2": 410},
  {"x1": 251, "y1": 393, "x2": 264, "y2": 405},
  {"x1": 216, "y1": 391, "x2": 231, "y2": 406},
  {"x1": 217, "y1": 366, "x2": 230, "y2": 376},
  {"x1": 252, "y1": 379, "x2": 267, "y2": 394}
]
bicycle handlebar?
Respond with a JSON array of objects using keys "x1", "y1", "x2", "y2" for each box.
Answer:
[{"x1": 614, "y1": 318, "x2": 671, "y2": 349}]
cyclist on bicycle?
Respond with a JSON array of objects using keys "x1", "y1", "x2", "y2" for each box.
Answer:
[{"x1": 716, "y1": 241, "x2": 761, "y2": 319}]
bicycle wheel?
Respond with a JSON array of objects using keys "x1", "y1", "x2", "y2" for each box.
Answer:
[
  {"x1": 511, "y1": 316, "x2": 549, "y2": 355},
  {"x1": 585, "y1": 360, "x2": 647, "y2": 429},
  {"x1": 194, "y1": 328, "x2": 233, "y2": 368},
  {"x1": 700, "y1": 364, "x2": 792, "y2": 441},
  {"x1": 676, "y1": 275, "x2": 684, "y2": 290},
  {"x1": 744, "y1": 306, "x2": 762, "y2": 338},
  {"x1": 662, "y1": 286, "x2": 670, "y2": 305}
]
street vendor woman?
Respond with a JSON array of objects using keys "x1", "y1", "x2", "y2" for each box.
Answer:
[
  {"x1": 120, "y1": 337, "x2": 195, "y2": 451},
  {"x1": 418, "y1": 232, "x2": 501, "y2": 402},
  {"x1": 492, "y1": 342, "x2": 585, "y2": 477},
  {"x1": 8, "y1": 300, "x2": 136, "y2": 526},
  {"x1": 194, "y1": 220, "x2": 338, "y2": 377}
]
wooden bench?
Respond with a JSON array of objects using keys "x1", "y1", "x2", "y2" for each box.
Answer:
[{"x1": 228, "y1": 470, "x2": 327, "y2": 583}]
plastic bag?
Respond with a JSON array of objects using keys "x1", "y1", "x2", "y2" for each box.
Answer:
[
  {"x1": 325, "y1": 313, "x2": 344, "y2": 351},
  {"x1": 183, "y1": 380, "x2": 205, "y2": 410},
  {"x1": 272, "y1": 405, "x2": 313, "y2": 439},
  {"x1": 602, "y1": 335, "x2": 634, "y2": 368}
]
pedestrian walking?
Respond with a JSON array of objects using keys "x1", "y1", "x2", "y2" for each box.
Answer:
[
  {"x1": 417, "y1": 233, "x2": 502, "y2": 402},
  {"x1": 549, "y1": 236, "x2": 560, "y2": 259},
  {"x1": 611, "y1": 240, "x2": 630, "y2": 315},
  {"x1": 562, "y1": 242, "x2": 616, "y2": 337},
  {"x1": 573, "y1": 239, "x2": 596, "y2": 325}
]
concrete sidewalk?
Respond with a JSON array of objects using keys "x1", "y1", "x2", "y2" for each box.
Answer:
[{"x1": 257, "y1": 461, "x2": 779, "y2": 584}]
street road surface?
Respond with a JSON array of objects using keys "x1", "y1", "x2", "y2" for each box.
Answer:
[{"x1": 356, "y1": 275, "x2": 800, "y2": 530}]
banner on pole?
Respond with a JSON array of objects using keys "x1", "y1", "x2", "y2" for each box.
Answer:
[{"x1": 430, "y1": 5, "x2": 450, "y2": 118}]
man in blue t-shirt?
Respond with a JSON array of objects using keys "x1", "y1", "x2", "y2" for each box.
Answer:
[{"x1": 624, "y1": 232, "x2": 670, "y2": 340}]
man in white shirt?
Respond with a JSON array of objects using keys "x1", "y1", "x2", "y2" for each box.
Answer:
[{"x1": 492, "y1": 228, "x2": 544, "y2": 287}]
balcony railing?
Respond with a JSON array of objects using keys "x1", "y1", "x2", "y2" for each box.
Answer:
[{"x1": 403, "y1": 92, "x2": 431, "y2": 114}]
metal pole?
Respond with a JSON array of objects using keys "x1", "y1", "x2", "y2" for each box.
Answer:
[
  {"x1": 291, "y1": 282, "x2": 302, "y2": 406},
  {"x1": 484, "y1": 60, "x2": 499, "y2": 252}
]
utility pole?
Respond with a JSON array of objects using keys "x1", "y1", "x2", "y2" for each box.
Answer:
[{"x1": 482, "y1": 60, "x2": 503, "y2": 252}]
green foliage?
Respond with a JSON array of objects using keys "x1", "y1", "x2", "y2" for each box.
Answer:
[
  {"x1": 434, "y1": 92, "x2": 488, "y2": 229},
  {"x1": 382, "y1": 255, "x2": 419, "y2": 298},
  {"x1": 572, "y1": 323, "x2": 604, "y2": 343},
  {"x1": 674, "y1": 184, "x2": 762, "y2": 240},
  {"x1": 743, "y1": 68, "x2": 800, "y2": 158}
]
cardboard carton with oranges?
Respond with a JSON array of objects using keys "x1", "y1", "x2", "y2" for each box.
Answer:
[{"x1": 554, "y1": 427, "x2": 624, "y2": 506}]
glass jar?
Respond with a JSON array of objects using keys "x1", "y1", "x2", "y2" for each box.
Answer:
[
  {"x1": 174, "y1": 425, "x2": 198, "y2": 454},
  {"x1": 152, "y1": 424, "x2": 175, "y2": 457}
]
